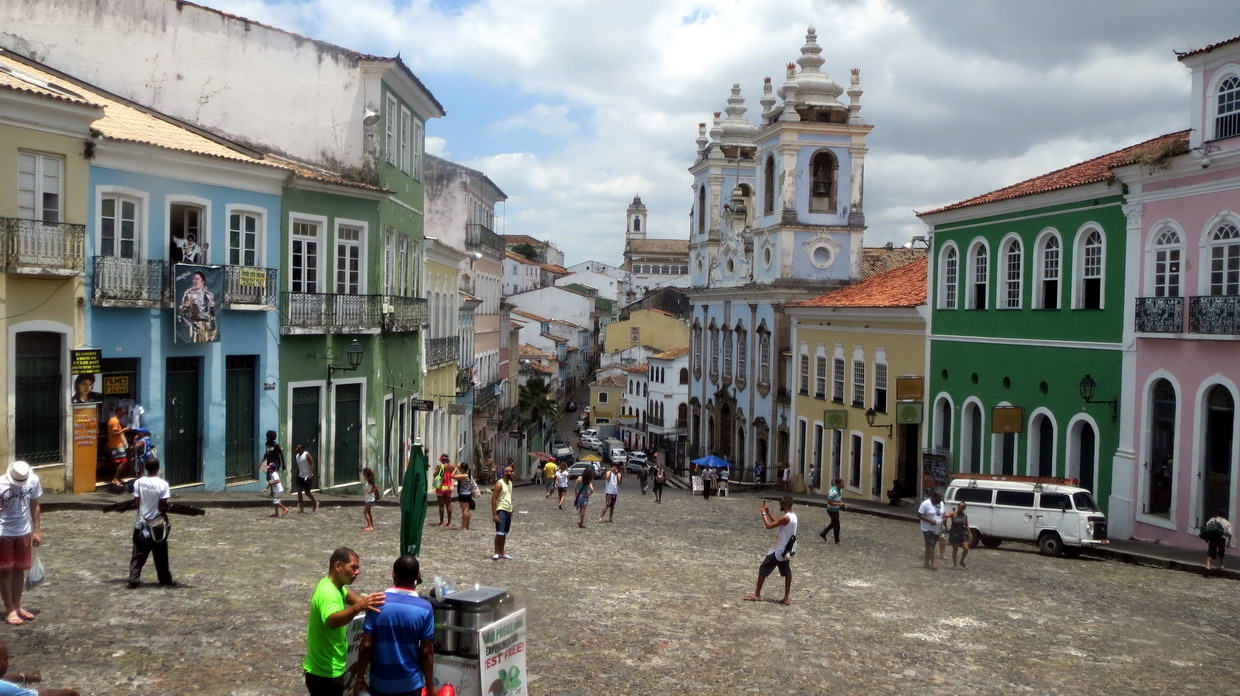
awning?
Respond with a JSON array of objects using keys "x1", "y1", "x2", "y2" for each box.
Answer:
[{"x1": 527, "y1": 451, "x2": 554, "y2": 460}]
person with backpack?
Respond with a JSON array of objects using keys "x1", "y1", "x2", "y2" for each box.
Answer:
[
  {"x1": 743, "y1": 495, "x2": 797, "y2": 606},
  {"x1": 453, "y1": 462, "x2": 477, "y2": 531},
  {"x1": 1202, "y1": 508, "x2": 1233, "y2": 573},
  {"x1": 433, "y1": 455, "x2": 454, "y2": 528},
  {"x1": 651, "y1": 463, "x2": 665, "y2": 504}
]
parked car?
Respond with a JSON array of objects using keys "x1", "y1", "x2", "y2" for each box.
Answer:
[
  {"x1": 579, "y1": 436, "x2": 603, "y2": 451},
  {"x1": 552, "y1": 442, "x2": 573, "y2": 459},
  {"x1": 581, "y1": 429, "x2": 599, "y2": 440},
  {"x1": 943, "y1": 475, "x2": 1108, "y2": 557},
  {"x1": 626, "y1": 451, "x2": 649, "y2": 473},
  {"x1": 582, "y1": 405, "x2": 591, "y2": 416},
  {"x1": 567, "y1": 459, "x2": 602, "y2": 479},
  {"x1": 566, "y1": 401, "x2": 577, "y2": 412},
  {"x1": 573, "y1": 419, "x2": 586, "y2": 433}
]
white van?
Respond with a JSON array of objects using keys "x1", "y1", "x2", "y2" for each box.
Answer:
[
  {"x1": 602, "y1": 438, "x2": 627, "y2": 466},
  {"x1": 943, "y1": 475, "x2": 1108, "y2": 557}
]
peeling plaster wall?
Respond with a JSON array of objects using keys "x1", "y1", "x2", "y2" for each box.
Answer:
[{"x1": 0, "y1": 0, "x2": 368, "y2": 167}]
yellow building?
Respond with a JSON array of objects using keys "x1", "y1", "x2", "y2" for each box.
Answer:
[
  {"x1": 422, "y1": 238, "x2": 467, "y2": 463},
  {"x1": 786, "y1": 259, "x2": 928, "y2": 502},
  {"x1": 603, "y1": 308, "x2": 688, "y2": 354},
  {"x1": 1, "y1": 69, "x2": 102, "y2": 491},
  {"x1": 588, "y1": 373, "x2": 626, "y2": 433}
]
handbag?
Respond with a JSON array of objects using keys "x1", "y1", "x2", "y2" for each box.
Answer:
[{"x1": 24, "y1": 548, "x2": 44, "y2": 590}]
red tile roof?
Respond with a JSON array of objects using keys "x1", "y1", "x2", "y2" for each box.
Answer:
[
  {"x1": 651, "y1": 345, "x2": 690, "y2": 360},
  {"x1": 919, "y1": 132, "x2": 1190, "y2": 216},
  {"x1": 861, "y1": 247, "x2": 927, "y2": 279},
  {"x1": 795, "y1": 258, "x2": 927, "y2": 308},
  {"x1": 1177, "y1": 34, "x2": 1240, "y2": 60},
  {"x1": 512, "y1": 309, "x2": 550, "y2": 322}
]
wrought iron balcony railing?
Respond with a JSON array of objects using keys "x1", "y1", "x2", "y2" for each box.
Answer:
[
  {"x1": 223, "y1": 266, "x2": 278, "y2": 308},
  {"x1": 92, "y1": 256, "x2": 168, "y2": 306},
  {"x1": 427, "y1": 336, "x2": 460, "y2": 367},
  {"x1": 282, "y1": 292, "x2": 383, "y2": 333},
  {"x1": 465, "y1": 223, "x2": 506, "y2": 256},
  {"x1": 1135, "y1": 296, "x2": 1184, "y2": 333},
  {"x1": 474, "y1": 379, "x2": 504, "y2": 409},
  {"x1": 1189, "y1": 295, "x2": 1240, "y2": 335},
  {"x1": 383, "y1": 295, "x2": 428, "y2": 332},
  {"x1": 2, "y1": 218, "x2": 85, "y2": 275},
  {"x1": 647, "y1": 415, "x2": 664, "y2": 427}
]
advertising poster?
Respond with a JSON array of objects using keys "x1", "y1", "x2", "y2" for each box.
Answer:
[
  {"x1": 70, "y1": 349, "x2": 102, "y2": 404},
  {"x1": 480, "y1": 609, "x2": 527, "y2": 696},
  {"x1": 173, "y1": 263, "x2": 221, "y2": 344}
]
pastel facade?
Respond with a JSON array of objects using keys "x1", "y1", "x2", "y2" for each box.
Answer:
[{"x1": 602, "y1": 308, "x2": 689, "y2": 354}]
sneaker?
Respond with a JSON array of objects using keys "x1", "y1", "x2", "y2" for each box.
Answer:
[
  {"x1": 500, "y1": 554, "x2": 513, "y2": 560},
  {"x1": 491, "y1": 554, "x2": 500, "y2": 561}
]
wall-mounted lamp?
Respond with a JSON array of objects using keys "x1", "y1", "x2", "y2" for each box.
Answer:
[
  {"x1": 362, "y1": 109, "x2": 380, "y2": 126},
  {"x1": 1078, "y1": 374, "x2": 1117, "y2": 422},
  {"x1": 327, "y1": 339, "x2": 365, "y2": 385},
  {"x1": 864, "y1": 407, "x2": 893, "y2": 437}
]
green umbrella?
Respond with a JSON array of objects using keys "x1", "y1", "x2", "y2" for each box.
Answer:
[{"x1": 400, "y1": 443, "x2": 428, "y2": 556}]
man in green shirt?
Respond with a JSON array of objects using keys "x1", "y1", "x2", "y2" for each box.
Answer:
[
  {"x1": 819, "y1": 478, "x2": 846, "y2": 544},
  {"x1": 303, "y1": 547, "x2": 385, "y2": 696}
]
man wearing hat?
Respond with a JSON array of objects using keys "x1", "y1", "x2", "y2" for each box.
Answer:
[{"x1": 0, "y1": 461, "x2": 42, "y2": 625}]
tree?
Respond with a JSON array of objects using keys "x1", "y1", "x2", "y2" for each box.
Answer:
[
  {"x1": 517, "y1": 377, "x2": 559, "y2": 431},
  {"x1": 512, "y1": 242, "x2": 539, "y2": 261}
]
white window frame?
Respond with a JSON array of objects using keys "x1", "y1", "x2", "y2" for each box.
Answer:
[
  {"x1": 1147, "y1": 222, "x2": 1184, "y2": 298},
  {"x1": 335, "y1": 220, "x2": 367, "y2": 295},
  {"x1": 1001, "y1": 234, "x2": 1023, "y2": 309},
  {"x1": 798, "y1": 350, "x2": 810, "y2": 395},
  {"x1": 851, "y1": 357, "x2": 866, "y2": 407},
  {"x1": 96, "y1": 186, "x2": 149, "y2": 260},
  {"x1": 288, "y1": 213, "x2": 327, "y2": 293},
  {"x1": 832, "y1": 351, "x2": 845, "y2": 403},
  {"x1": 1034, "y1": 229, "x2": 1062, "y2": 309},
  {"x1": 414, "y1": 119, "x2": 425, "y2": 181},
  {"x1": 1210, "y1": 68, "x2": 1240, "y2": 141},
  {"x1": 225, "y1": 204, "x2": 265, "y2": 267},
  {"x1": 1073, "y1": 225, "x2": 1106, "y2": 309},
  {"x1": 18, "y1": 150, "x2": 64, "y2": 224},
  {"x1": 385, "y1": 95, "x2": 398, "y2": 165},
  {"x1": 967, "y1": 239, "x2": 989, "y2": 310},
  {"x1": 1202, "y1": 215, "x2": 1240, "y2": 296},
  {"x1": 873, "y1": 361, "x2": 888, "y2": 413},
  {"x1": 399, "y1": 105, "x2": 412, "y2": 174},
  {"x1": 815, "y1": 352, "x2": 828, "y2": 399},
  {"x1": 939, "y1": 242, "x2": 958, "y2": 309}
]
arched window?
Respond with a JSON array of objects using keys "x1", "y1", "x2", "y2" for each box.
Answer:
[
  {"x1": 661, "y1": 265, "x2": 671, "y2": 274},
  {"x1": 1151, "y1": 227, "x2": 1182, "y2": 297},
  {"x1": 757, "y1": 327, "x2": 771, "y2": 388},
  {"x1": 633, "y1": 217, "x2": 641, "y2": 232},
  {"x1": 1216, "y1": 74, "x2": 1240, "y2": 140},
  {"x1": 735, "y1": 325, "x2": 747, "y2": 384},
  {"x1": 679, "y1": 367, "x2": 689, "y2": 385},
  {"x1": 961, "y1": 402, "x2": 983, "y2": 474},
  {"x1": 939, "y1": 244, "x2": 958, "y2": 309},
  {"x1": 680, "y1": 265, "x2": 688, "y2": 274},
  {"x1": 1146, "y1": 378, "x2": 1176, "y2": 518},
  {"x1": 809, "y1": 150, "x2": 839, "y2": 214},
  {"x1": 697, "y1": 185, "x2": 706, "y2": 236},
  {"x1": 1029, "y1": 412, "x2": 1055, "y2": 477},
  {"x1": 968, "y1": 241, "x2": 989, "y2": 310},
  {"x1": 1002, "y1": 236, "x2": 1023, "y2": 309},
  {"x1": 1075, "y1": 227, "x2": 1104, "y2": 309},
  {"x1": 1035, "y1": 232, "x2": 1061, "y2": 309},
  {"x1": 1207, "y1": 222, "x2": 1240, "y2": 296},
  {"x1": 722, "y1": 327, "x2": 733, "y2": 381},
  {"x1": 934, "y1": 396, "x2": 952, "y2": 451},
  {"x1": 1201, "y1": 385, "x2": 1235, "y2": 521},
  {"x1": 763, "y1": 155, "x2": 775, "y2": 216},
  {"x1": 709, "y1": 322, "x2": 719, "y2": 381},
  {"x1": 691, "y1": 322, "x2": 702, "y2": 377}
]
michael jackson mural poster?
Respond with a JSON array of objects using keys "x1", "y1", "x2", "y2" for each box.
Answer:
[{"x1": 174, "y1": 264, "x2": 221, "y2": 344}]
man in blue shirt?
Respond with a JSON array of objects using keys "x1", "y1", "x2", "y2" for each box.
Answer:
[{"x1": 352, "y1": 555, "x2": 436, "y2": 696}]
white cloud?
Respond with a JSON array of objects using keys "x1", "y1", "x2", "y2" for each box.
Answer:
[
  {"x1": 424, "y1": 136, "x2": 449, "y2": 157},
  {"x1": 495, "y1": 104, "x2": 579, "y2": 137}
]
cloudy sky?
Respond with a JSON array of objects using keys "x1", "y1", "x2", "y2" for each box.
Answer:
[{"x1": 213, "y1": 0, "x2": 1237, "y2": 266}]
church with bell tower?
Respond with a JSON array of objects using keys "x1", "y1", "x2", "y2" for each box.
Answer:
[
  {"x1": 622, "y1": 194, "x2": 690, "y2": 295},
  {"x1": 686, "y1": 27, "x2": 874, "y2": 479}
]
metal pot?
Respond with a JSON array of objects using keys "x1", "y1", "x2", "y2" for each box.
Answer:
[{"x1": 432, "y1": 601, "x2": 458, "y2": 655}]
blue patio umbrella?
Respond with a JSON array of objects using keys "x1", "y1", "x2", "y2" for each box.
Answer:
[{"x1": 691, "y1": 454, "x2": 732, "y2": 469}]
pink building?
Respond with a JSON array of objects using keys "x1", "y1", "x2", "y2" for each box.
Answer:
[{"x1": 1113, "y1": 34, "x2": 1240, "y2": 549}]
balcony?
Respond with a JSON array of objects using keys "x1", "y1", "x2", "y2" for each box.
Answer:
[
  {"x1": 474, "y1": 379, "x2": 504, "y2": 410},
  {"x1": 282, "y1": 292, "x2": 383, "y2": 334},
  {"x1": 92, "y1": 256, "x2": 167, "y2": 307},
  {"x1": 1190, "y1": 295, "x2": 1240, "y2": 335},
  {"x1": 427, "y1": 336, "x2": 460, "y2": 367},
  {"x1": 1135, "y1": 296, "x2": 1184, "y2": 333},
  {"x1": 465, "y1": 223, "x2": 506, "y2": 256},
  {"x1": 222, "y1": 266, "x2": 278, "y2": 308},
  {"x1": 2, "y1": 218, "x2": 85, "y2": 276},
  {"x1": 383, "y1": 295, "x2": 428, "y2": 332}
]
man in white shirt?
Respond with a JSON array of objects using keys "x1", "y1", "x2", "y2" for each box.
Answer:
[
  {"x1": 0, "y1": 462, "x2": 41, "y2": 626},
  {"x1": 743, "y1": 496, "x2": 798, "y2": 606},
  {"x1": 128, "y1": 458, "x2": 174, "y2": 589},
  {"x1": 917, "y1": 489, "x2": 945, "y2": 571}
]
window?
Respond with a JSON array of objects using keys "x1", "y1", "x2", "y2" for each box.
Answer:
[
  {"x1": 679, "y1": 367, "x2": 689, "y2": 385},
  {"x1": 384, "y1": 229, "x2": 396, "y2": 295},
  {"x1": 758, "y1": 329, "x2": 771, "y2": 387},
  {"x1": 1002, "y1": 237, "x2": 1022, "y2": 309},
  {"x1": 692, "y1": 324, "x2": 702, "y2": 376},
  {"x1": 1208, "y1": 222, "x2": 1240, "y2": 295},
  {"x1": 968, "y1": 242, "x2": 988, "y2": 309},
  {"x1": 18, "y1": 151, "x2": 62, "y2": 223},
  {"x1": 291, "y1": 219, "x2": 321, "y2": 293},
  {"x1": 169, "y1": 203, "x2": 204, "y2": 264},
  {"x1": 940, "y1": 244, "x2": 958, "y2": 309},
  {"x1": 808, "y1": 150, "x2": 838, "y2": 214},
  {"x1": 1036, "y1": 233, "x2": 1061, "y2": 309},
  {"x1": 815, "y1": 355, "x2": 827, "y2": 398},
  {"x1": 832, "y1": 357, "x2": 845, "y2": 403},
  {"x1": 763, "y1": 155, "x2": 775, "y2": 216},
  {"x1": 1216, "y1": 75, "x2": 1240, "y2": 140},
  {"x1": 1077, "y1": 228, "x2": 1104, "y2": 309},
  {"x1": 1151, "y1": 228, "x2": 1182, "y2": 297},
  {"x1": 414, "y1": 119, "x2": 425, "y2": 181},
  {"x1": 955, "y1": 488, "x2": 992, "y2": 504},
  {"x1": 995, "y1": 490, "x2": 1034, "y2": 507},
  {"x1": 873, "y1": 363, "x2": 888, "y2": 413},
  {"x1": 736, "y1": 328, "x2": 747, "y2": 383},
  {"x1": 849, "y1": 433, "x2": 862, "y2": 488},
  {"x1": 633, "y1": 217, "x2": 641, "y2": 232},
  {"x1": 697, "y1": 186, "x2": 706, "y2": 236},
  {"x1": 385, "y1": 95, "x2": 398, "y2": 165},
  {"x1": 228, "y1": 211, "x2": 260, "y2": 266},
  {"x1": 798, "y1": 353, "x2": 810, "y2": 394},
  {"x1": 709, "y1": 325, "x2": 719, "y2": 379},
  {"x1": 852, "y1": 359, "x2": 865, "y2": 406},
  {"x1": 335, "y1": 225, "x2": 364, "y2": 294},
  {"x1": 100, "y1": 195, "x2": 139, "y2": 259},
  {"x1": 599, "y1": 392, "x2": 608, "y2": 404},
  {"x1": 1040, "y1": 493, "x2": 1071, "y2": 510}
]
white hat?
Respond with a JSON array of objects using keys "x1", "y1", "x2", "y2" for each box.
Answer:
[{"x1": 7, "y1": 461, "x2": 30, "y2": 483}]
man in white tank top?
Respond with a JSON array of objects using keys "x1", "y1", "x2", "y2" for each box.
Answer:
[{"x1": 743, "y1": 495, "x2": 798, "y2": 605}]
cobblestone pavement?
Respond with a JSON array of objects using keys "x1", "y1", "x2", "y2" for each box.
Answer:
[{"x1": 15, "y1": 480, "x2": 1240, "y2": 695}]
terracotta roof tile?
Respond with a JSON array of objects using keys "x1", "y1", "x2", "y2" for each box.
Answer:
[
  {"x1": 505, "y1": 250, "x2": 538, "y2": 263},
  {"x1": 540, "y1": 263, "x2": 569, "y2": 273},
  {"x1": 544, "y1": 333, "x2": 569, "y2": 343},
  {"x1": 1177, "y1": 34, "x2": 1240, "y2": 61},
  {"x1": 627, "y1": 238, "x2": 689, "y2": 254},
  {"x1": 651, "y1": 345, "x2": 691, "y2": 360},
  {"x1": 861, "y1": 247, "x2": 928, "y2": 279},
  {"x1": 502, "y1": 234, "x2": 549, "y2": 247},
  {"x1": 0, "y1": 56, "x2": 100, "y2": 107},
  {"x1": 591, "y1": 374, "x2": 627, "y2": 388},
  {"x1": 520, "y1": 344, "x2": 554, "y2": 360},
  {"x1": 795, "y1": 258, "x2": 927, "y2": 308},
  {"x1": 920, "y1": 132, "x2": 1190, "y2": 216},
  {"x1": 619, "y1": 363, "x2": 650, "y2": 374},
  {"x1": 512, "y1": 309, "x2": 550, "y2": 322}
]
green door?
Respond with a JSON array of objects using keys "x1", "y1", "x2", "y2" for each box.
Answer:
[
  {"x1": 333, "y1": 383, "x2": 362, "y2": 486},
  {"x1": 224, "y1": 355, "x2": 257, "y2": 481},
  {"x1": 291, "y1": 386, "x2": 322, "y2": 480},
  {"x1": 164, "y1": 357, "x2": 202, "y2": 486}
]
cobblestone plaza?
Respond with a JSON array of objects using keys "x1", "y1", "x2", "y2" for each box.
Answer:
[{"x1": 15, "y1": 482, "x2": 1240, "y2": 695}]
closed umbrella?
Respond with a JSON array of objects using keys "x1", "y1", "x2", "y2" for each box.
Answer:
[{"x1": 400, "y1": 443, "x2": 428, "y2": 556}]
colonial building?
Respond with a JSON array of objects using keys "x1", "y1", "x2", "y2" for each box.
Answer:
[
  {"x1": 621, "y1": 195, "x2": 689, "y2": 296},
  {"x1": 687, "y1": 28, "x2": 872, "y2": 479}
]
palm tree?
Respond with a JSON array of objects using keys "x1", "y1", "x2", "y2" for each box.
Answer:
[{"x1": 517, "y1": 377, "x2": 559, "y2": 432}]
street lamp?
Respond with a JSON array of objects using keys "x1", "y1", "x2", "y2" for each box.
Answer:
[
  {"x1": 327, "y1": 339, "x2": 365, "y2": 385},
  {"x1": 864, "y1": 407, "x2": 893, "y2": 438},
  {"x1": 1078, "y1": 374, "x2": 1117, "y2": 422}
]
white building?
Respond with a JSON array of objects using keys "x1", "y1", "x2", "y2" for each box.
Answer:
[
  {"x1": 647, "y1": 346, "x2": 691, "y2": 467},
  {"x1": 620, "y1": 363, "x2": 650, "y2": 452},
  {"x1": 503, "y1": 250, "x2": 541, "y2": 296}
]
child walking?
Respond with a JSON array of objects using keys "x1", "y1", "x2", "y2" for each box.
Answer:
[
  {"x1": 362, "y1": 467, "x2": 379, "y2": 531},
  {"x1": 267, "y1": 463, "x2": 290, "y2": 517}
]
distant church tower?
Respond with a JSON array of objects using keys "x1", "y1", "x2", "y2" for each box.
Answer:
[{"x1": 626, "y1": 195, "x2": 647, "y2": 241}]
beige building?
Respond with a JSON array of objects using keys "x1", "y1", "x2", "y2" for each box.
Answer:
[
  {"x1": 602, "y1": 308, "x2": 689, "y2": 354},
  {"x1": 621, "y1": 195, "x2": 689, "y2": 295}
]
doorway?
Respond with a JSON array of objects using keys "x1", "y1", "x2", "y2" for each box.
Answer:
[
  {"x1": 1202, "y1": 385, "x2": 1235, "y2": 523},
  {"x1": 333, "y1": 383, "x2": 362, "y2": 486},
  {"x1": 291, "y1": 386, "x2": 322, "y2": 476},
  {"x1": 164, "y1": 356, "x2": 202, "y2": 485},
  {"x1": 224, "y1": 355, "x2": 257, "y2": 481}
]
